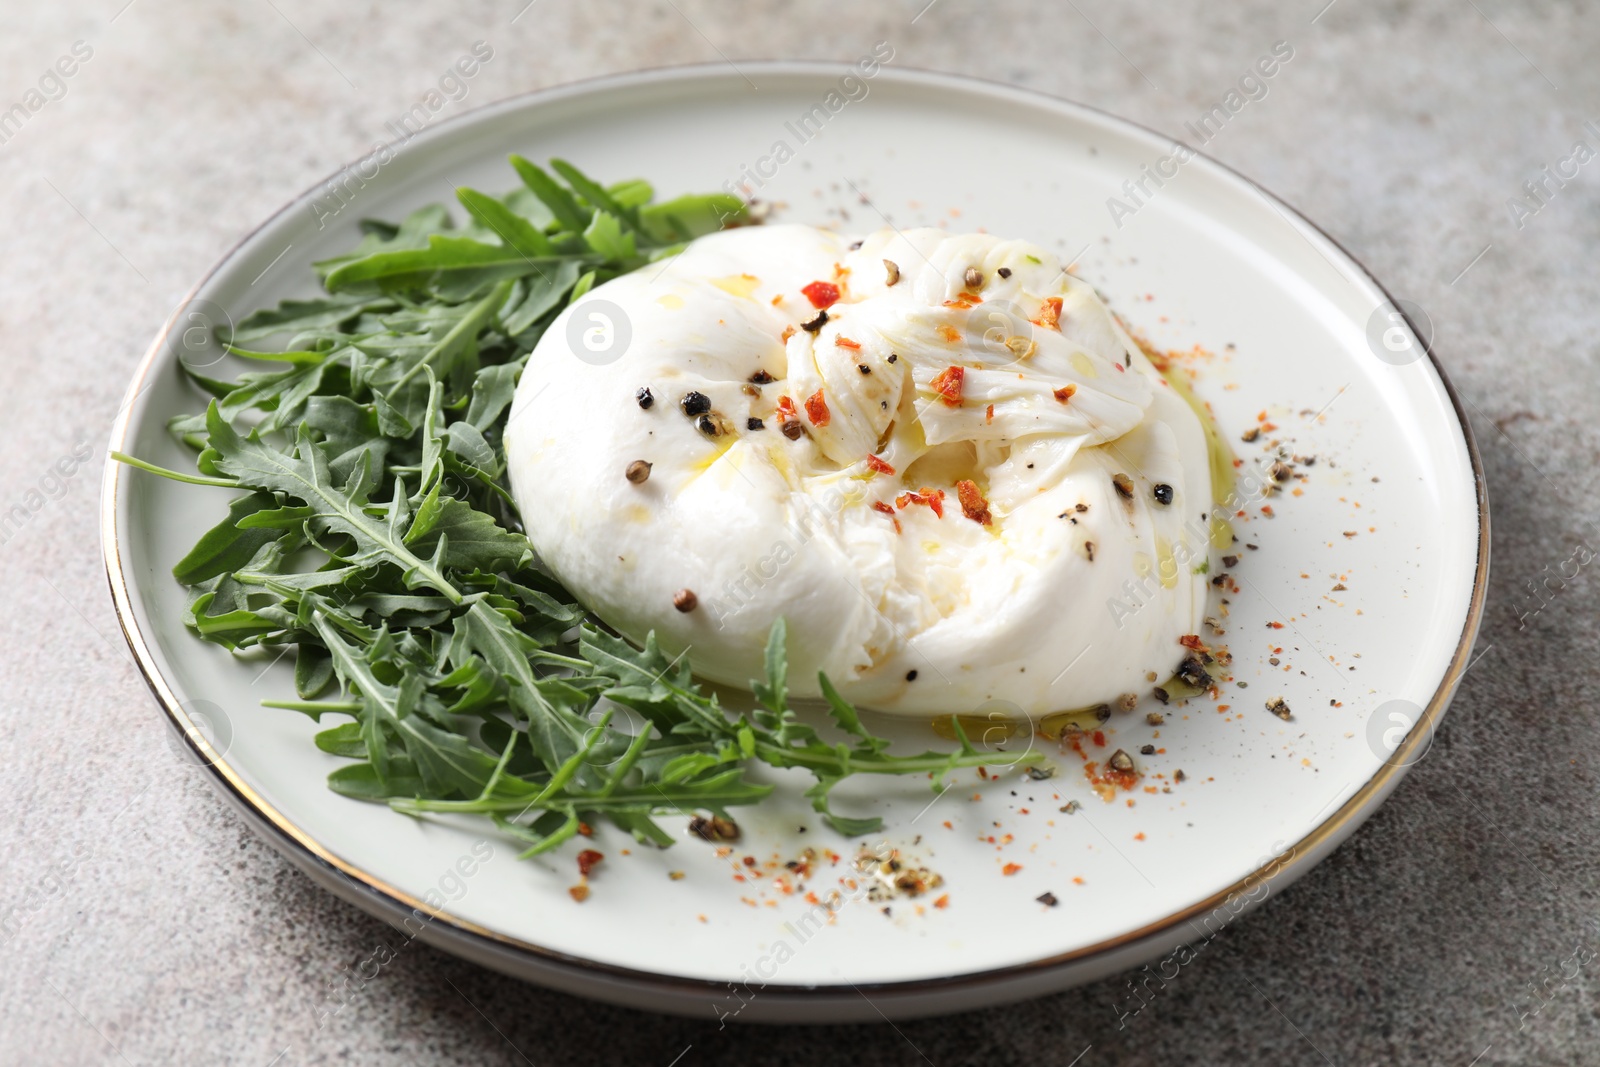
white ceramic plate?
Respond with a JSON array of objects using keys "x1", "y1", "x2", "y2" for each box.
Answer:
[{"x1": 103, "y1": 64, "x2": 1487, "y2": 1022}]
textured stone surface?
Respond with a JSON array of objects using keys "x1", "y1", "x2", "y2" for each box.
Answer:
[{"x1": 2, "y1": 1, "x2": 1596, "y2": 1064}]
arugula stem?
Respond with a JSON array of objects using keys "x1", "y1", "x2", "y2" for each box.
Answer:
[
  {"x1": 751, "y1": 741, "x2": 1040, "y2": 778},
  {"x1": 515, "y1": 813, "x2": 580, "y2": 859},
  {"x1": 111, "y1": 451, "x2": 240, "y2": 488},
  {"x1": 262, "y1": 699, "x2": 362, "y2": 714}
]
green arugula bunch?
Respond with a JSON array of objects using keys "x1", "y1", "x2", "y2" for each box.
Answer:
[{"x1": 116, "y1": 157, "x2": 1037, "y2": 858}]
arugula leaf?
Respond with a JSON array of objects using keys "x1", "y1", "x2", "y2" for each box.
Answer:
[
  {"x1": 640, "y1": 193, "x2": 747, "y2": 244},
  {"x1": 455, "y1": 186, "x2": 556, "y2": 258},
  {"x1": 508, "y1": 155, "x2": 589, "y2": 233},
  {"x1": 171, "y1": 492, "x2": 287, "y2": 584},
  {"x1": 323, "y1": 235, "x2": 580, "y2": 293},
  {"x1": 230, "y1": 294, "x2": 396, "y2": 344},
  {"x1": 197, "y1": 403, "x2": 462, "y2": 602}
]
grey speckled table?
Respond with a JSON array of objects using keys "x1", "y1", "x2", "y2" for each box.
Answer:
[{"x1": 1, "y1": 1, "x2": 1595, "y2": 1063}]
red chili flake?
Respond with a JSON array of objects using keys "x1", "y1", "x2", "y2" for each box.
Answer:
[
  {"x1": 835, "y1": 336, "x2": 861, "y2": 350},
  {"x1": 1053, "y1": 384, "x2": 1077, "y2": 404},
  {"x1": 956, "y1": 479, "x2": 992, "y2": 525},
  {"x1": 895, "y1": 487, "x2": 946, "y2": 518},
  {"x1": 1032, "y1": 297, "x2": 1062, "y2": 330},
  {"x1": 569, "y1": 884, "x2": 590, "y2": 903},
  {"x1": 933, "y1": 894, "x2": 950, "y2": 909},
  {"x1": 1260, "y1": 504, "x2": 1275, "y2": 517},
  {"x1": 801, "y1": 281, "x2": 840, "y2": 309},
  {"x1": 871, "y1": 500, "x2": 902, "y2": 534},
  {"x1": 1002, "y1": 863, "x2": 1024, "y2": 876},
  {"x1": 577, "y1": 822, "x2": 594, "y2": 837},
  {"x1": 937, "y1": 325, "x2": 962, "y2": 343},
  {"x1": 775, "y1": 395, "x2": 796, "y2": 420},
  {"x1": 865, "y1": 453, "x2": 895, "y2": 475},
  {"x1": 576, "y1": 850, "x2": 604, "y2": 877},
  {"x1": 1092, "y1": 730, "x2": 1106, "y2": 747},
  {"x1": 804, "y1": 389, "x2": 830, "y2": 426},
  {"x1": 930, "y1": 365, "x2": 965, "y2": 407},
  {"x1": 1178, "y1": 634, "x2": 1204, "y2": 650},
  {"x1": 985, "y1": 403, "x2": 995, "y2": 423},
  {"x1": 780, "y1": 324, "x2": 797, "y2": 343}
]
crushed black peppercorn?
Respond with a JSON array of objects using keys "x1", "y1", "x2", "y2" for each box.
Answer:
[
  {"x1": 801, "y1": 310, "x2": 829, "y2": 332},
  {"x1": 746, "y1": 417, "x2": 765, "y2": 431},
  {"x1": 997, "y1": 267, "x2": 1012, "y2": 278},
  {"x1": 695, "y1": 414, "x2": 719, "y2": 436},
  {"x1": 1177, "y1": 655, "x2": 1213, "y2": 689},
  {"x1": 1152, "y1": 483, "x2": 1174, "y2": 505},
  {"x1": 858, "y1": 363, "x2": 871, "y2": 375},
  {"x1": 1036, "y1": 891, "x2": 1058, "y2": 907},
  {"x1": 749, "y1": 369, "x2": 775, "y2": 385},
  {"x1": 689, "y1": 814, "x2": 739, "y2": 842},
  {"x1": 1139, "y1": 744, "x2": 1156, "y2": 756},
  {"x1": 905, "y1": 670, "x2": 918, "y2": 682},
  {"x1": 680, "y1": 391, "x2": 711, "y2": 416},
  {"x1": 636, "y1": 387, "x2": 654, "y2": 409}
]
